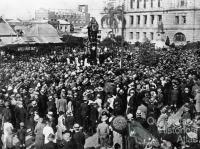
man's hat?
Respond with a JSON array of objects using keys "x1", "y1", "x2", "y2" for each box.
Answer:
[
  {"x1": 73, "y1": 123, "x2": 80, "y2": 131},
  {"x1": 20, "y1": 122, "x2": 24, "y2": 127},
  {"x1": 47, "y1": 111, "x2": 53, "y2": 118},
  {"x1": 32, "y1": 100, "x2": 37, "y2": 106}
]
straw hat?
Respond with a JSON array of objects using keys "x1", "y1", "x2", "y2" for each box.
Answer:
[
  {"x1": 101, "y1": 115, "x2": 108, "y2": 122},
  {"x1": 73, "y1": 123, "x2": 80, "y2": 131},
  {"x1": 47, "y1": 111, "x2": 53, "y2": 118}
]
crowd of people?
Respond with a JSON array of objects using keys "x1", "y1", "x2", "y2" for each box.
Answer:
[{"x1": 0, "y1": 44, "x2": 200, "y2": 149}]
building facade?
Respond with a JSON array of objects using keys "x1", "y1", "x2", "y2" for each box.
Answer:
[
  {"x1": 124, "y1": 0, "x2": 200, "y2": 43},
  {"x1": 57, "y1": 19, "x2": 70, "y2": 33},
  {"x1": 35, "y1": 5, "x2": 90, "y2": 29}
]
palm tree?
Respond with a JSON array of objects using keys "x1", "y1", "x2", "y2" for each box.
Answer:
[{"x1": 101, "y1": 6, "x2": 126, "y2": 35}]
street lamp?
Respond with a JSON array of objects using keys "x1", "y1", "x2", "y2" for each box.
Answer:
[{"x1": 120, "y1": 0, "x2": 125, "y2": 68}]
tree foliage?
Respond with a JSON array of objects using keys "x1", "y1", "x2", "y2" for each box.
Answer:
[
  {"x1": 101, "y1": 6, "x2": 126, "y2": 33},
  {"x1": 138, "y1": 41, "x2": 159, "y2": 66},
  {"x1": 62, "y1": 35, "x2": 84, "y2": 48},
  {"x1": 100, "y1": 36, "x2": 129, "y2": 48}
]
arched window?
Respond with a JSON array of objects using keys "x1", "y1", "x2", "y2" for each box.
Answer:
[{"x1": 174, "y1": 32, "x2": 186, "y2": 42}]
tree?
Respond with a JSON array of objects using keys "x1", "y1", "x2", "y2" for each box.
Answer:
[
  {"x1": 100, "y1": 37, "x2": 115, "y2": 48},
  {"x1": 138, "y1": 41, "x2": 159, "y2": 66},
  {"x1": 62, "y1": 35, "x2": 84, "y2": 48},
  {"x1": 101, "y1": 6, "x2": 126, "y2": 34},
  {"x1": 100, "y1": 36, "x2": 130, "y2": 49},
  {"x1": 113, "y1": 35, "x2": 129, "y2": 47}
]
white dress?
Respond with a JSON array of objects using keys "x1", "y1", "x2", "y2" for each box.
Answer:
[{"x1": 3, "y1": 122, "x2": 13, "y2": 148}]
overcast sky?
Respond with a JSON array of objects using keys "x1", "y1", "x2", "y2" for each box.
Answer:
[{"x1": 0, "y1": 0, "x2": 105, "y2": 20}]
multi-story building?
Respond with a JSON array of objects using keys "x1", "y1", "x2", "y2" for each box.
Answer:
[
  {"x1": 125, "y1": 0, "x2": 200, "y2": 44},
  {"x1": 105, "y1": 0, "x2": 122, "y2": 8},
  {"x1": 35, "y1": 5, "x2": 90, "y2": 29},
  {"x1": 55, "y1": 5, "x2": 90, "y2": 28}
]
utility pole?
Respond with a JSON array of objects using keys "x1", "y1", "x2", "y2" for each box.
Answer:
[{"x1": 120, "y1": 0, "x2": 125, "y2": 68}]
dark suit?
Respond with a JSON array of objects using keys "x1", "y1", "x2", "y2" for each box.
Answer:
[
  {"x1": 60, "y1": 140, "x2": 76, "y2": 149},
  {"x1": 44, "y1": 141, "x2": 57, "y2": 149},
  {"x1": 73, "y1": 132, "x2": 85, "y2": 149}
]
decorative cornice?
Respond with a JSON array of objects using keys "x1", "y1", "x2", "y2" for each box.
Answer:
[{"x1": 125, "y1": 8, "x2": 200, "y2": 14}]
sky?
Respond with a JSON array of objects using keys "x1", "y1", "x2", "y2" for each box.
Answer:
[{"x1": 0, "y1": 0, "x2": 105, "y2": 20}]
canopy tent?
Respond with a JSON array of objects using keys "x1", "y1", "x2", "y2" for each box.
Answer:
[
  {"x1": 24, "y1": 24, "x2": 62, "y2": 44},
  {"x1": 0, "y1": 17, "x2": 17, "y2": 47},
  {"x1": 0, "y1": 17, "x2": 17, "y2": 36}
]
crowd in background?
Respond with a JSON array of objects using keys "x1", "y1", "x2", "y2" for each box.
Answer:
[{"x1": 0, "y1": 45, "x2": 200, "y2": 149}]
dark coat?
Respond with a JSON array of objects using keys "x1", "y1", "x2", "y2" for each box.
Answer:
[
  {"x1": 127, "y1": 95, "x2": 138, "y2": 115},
  {"x1": 80, "y1": 102, "x2": 89, "y2": 117},
  {"x1": 89, "y1": 105, "x2": 98, "y2": 123},
  {"x1": 73, "y1": 132, "x2": 85, "y2": 149},
  {"x1": 15, "y1": 106, "x2": 27, "y2": 123},
  {"x1": 44, "y1": 141, "x2": 57, "y2": 149},
  {"x1": 38, "y1": 94, "x2": 48, "y2": 117},
  {"x1": 113, "y1": 96, "x2": 123, "y2": 115},
  {"x1": 65, "y1": 115, "x2": 75, "y2": 131},
  {"x1": 61, "y1": 140, "x2": 77, "y2": 149},
  {"x1": 17, "y1": 128, "x2": 26, "y2": 142}
]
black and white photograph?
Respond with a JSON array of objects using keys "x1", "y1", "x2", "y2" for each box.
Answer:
[{"x1": 0, "y1": 0, "x2": 200, "y2": 149}]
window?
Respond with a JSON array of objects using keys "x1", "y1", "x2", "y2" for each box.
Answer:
[
  {"x1": 182, "y1": 16, "x2": 186, "y2": 24},
  {"x1": 137, "y1": 15, "x2": 140, "y2": 25},
  {"x1": 143, "y1": 32, "x2": 147, "y2": 39},
  {"x1": 150, "y1": 32, "x2": 154, "y2": 40},
  {"x1": 130, "y1": 0, "x2": 134, "y2": 9},
  {"x1": 137, "y1": 0, "x2": 140, "y2": 8},
  {"x1": 175, "y1": 16, "x2": 179, "y2": 24},
  {"x1": 151, "y1": 0, "x2": 153, "y2": 8},
  {"x1": 130, "y1": 15, "x2": 134, "y2": 25},
  {"x1": 144, "y1": 0, "x2": 147, "y2": 8},
  {"x1": 158, "y1": 0, "x2": 161, "y2": 7},
  {"x1": 151, "y1": 15, "x2": 154, "y2": 24},
  {"x1": 174, "y1": 32, "x2": 186, "y2": 42},
  {"x1": 181, "y1": 0, "x2": 185, "y2": 6},
  {"x1": 136, "y1": 32, "x2": 140, "y2": 40},
  {"x1": 144, "y1": 15, "x2": 147, "y2": 25},
  {"x1": 158, "y1": 15, "x2": 162, "y2": 21},
  {"x1": 130, "y1": 32, "x2": 133, "y2": 39}
]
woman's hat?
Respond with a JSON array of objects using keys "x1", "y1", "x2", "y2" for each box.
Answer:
[
  {"x1": 101, "y1": 115, "x2": 108, "y2": 122},
  {"x1": 127, "y1": 113, "x2": 133, "y2": 120},
  {"x1": 47, "y1": 111, "x2": 53, "y2": 117},
  {"x1": 32, "y1": 100, "x2": 37, "y2": 106},
  {"x1": 185, "y1": 119, "x2": 193, "y2": 125}
]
